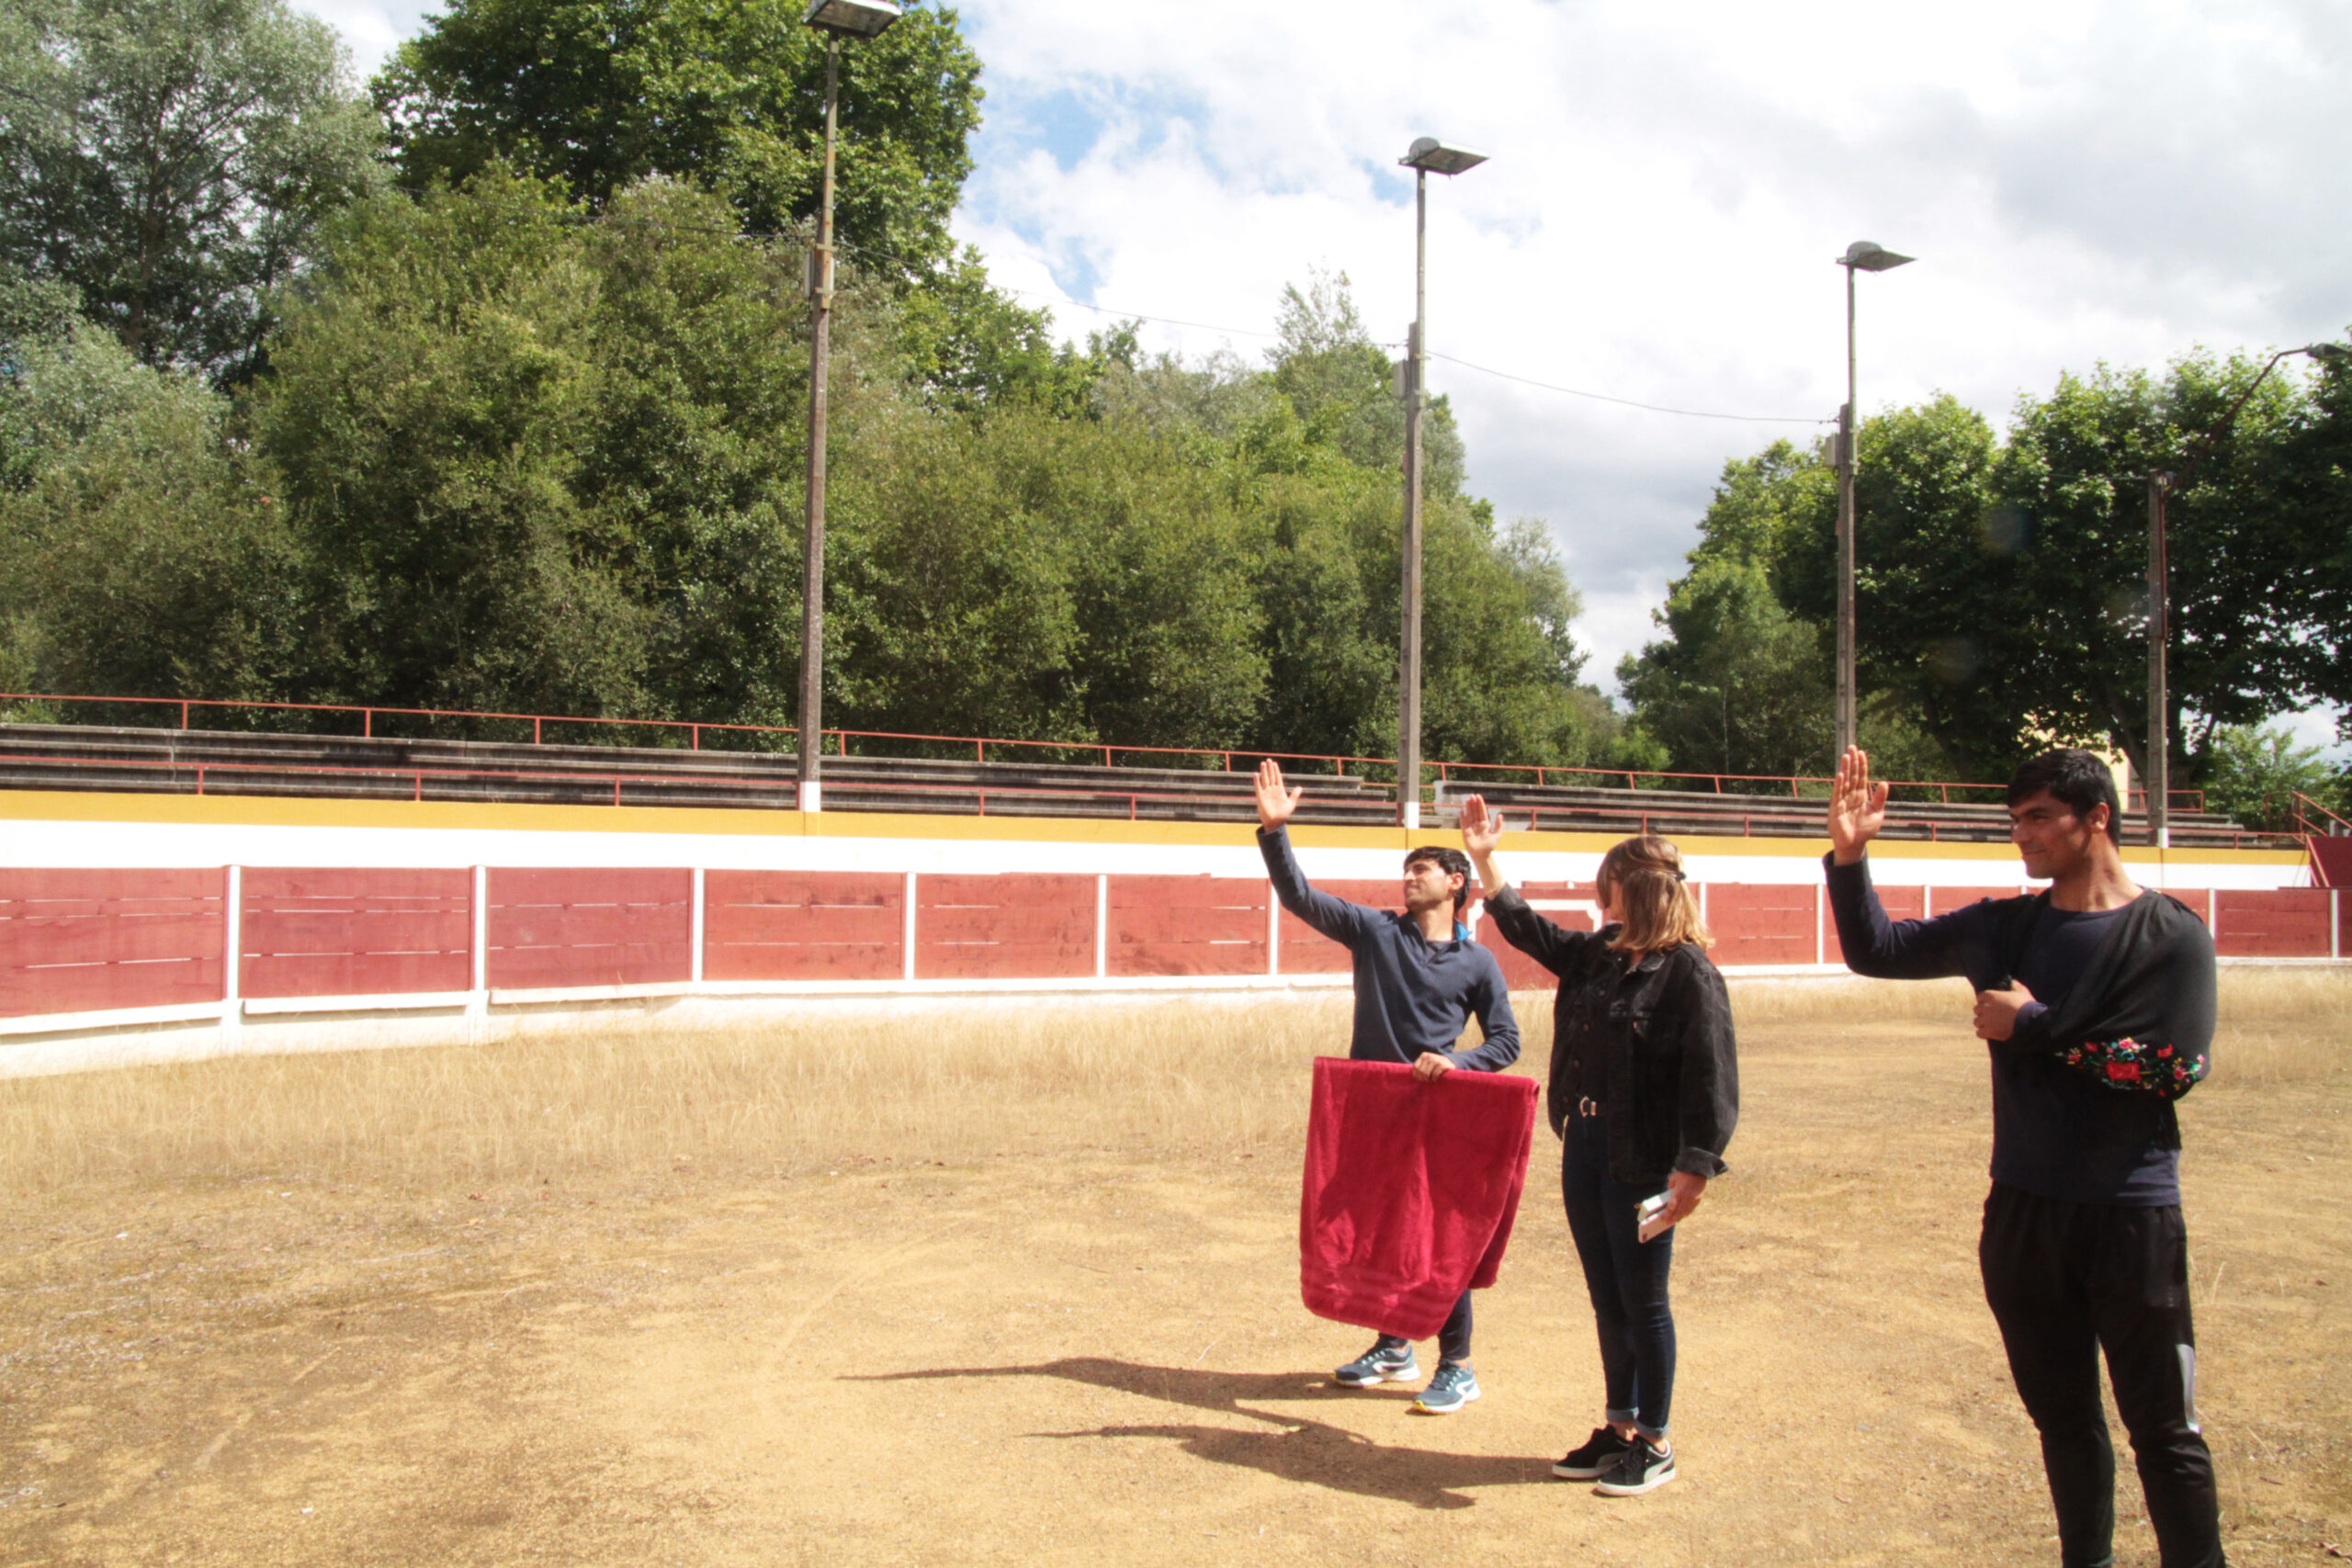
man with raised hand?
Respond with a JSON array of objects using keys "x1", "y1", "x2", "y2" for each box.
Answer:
[
  {"x1": 1254, "y1": 757, "x2": 1520, "y2": 1414},
  {"x1": 1825, "y1": 745, "x2": 2224, "y2": 1568}
]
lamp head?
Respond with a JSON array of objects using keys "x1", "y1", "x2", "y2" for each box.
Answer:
[
  {"x1": 1400, "y1": 137, "x2": 1489, "y2": 176},
  {"x1": 1840, "y1": 240, "x2": 1914, "y2": 272},
  {"x1": 803, "y1": 0, "x2": 900, "y2": 37},
  {"x1": 2306, "y1": 343, "x2": 2350, "y2": 366}
]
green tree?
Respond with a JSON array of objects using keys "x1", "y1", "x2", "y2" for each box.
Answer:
[
  {"x1": 374, "y1": 0, "x2": 980, "y2": 277},
  {"x1": 253, "y1": 171, "x2": 853, "y2": 723},
  {"x1": 2199, "y1": 723, "x2": 2343, "y2": 830},
  {"x1": 0, "y1": 0, "x2": 385, "y2": 381},
  {"x1": 0, "y1": 317, "x2": 301, "y2": 700}
]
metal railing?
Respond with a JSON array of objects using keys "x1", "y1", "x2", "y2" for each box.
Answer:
[{"x1": 0, "y1": 687, "x2": 2192, "y2": 812}]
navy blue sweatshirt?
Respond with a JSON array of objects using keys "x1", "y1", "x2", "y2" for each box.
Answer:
[
  {"x1": 1825, "y1": 853, "x2": 2189, "y2": 1205},
  {"x1": 1259, "y1": 827, "x2": 1520, "y2": 1073}
]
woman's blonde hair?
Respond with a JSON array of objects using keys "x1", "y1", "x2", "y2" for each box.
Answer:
[{"x1": 1599, "y1": 835, "x2": 1712, "y2": 955}]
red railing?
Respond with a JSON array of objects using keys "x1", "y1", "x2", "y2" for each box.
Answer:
[
  {"x1": 2289, "y1": 791, "x2": 2352, "y2": 837},
  {"x1": 0, "y1": 688, "x2": 2049, "y2": 806}
]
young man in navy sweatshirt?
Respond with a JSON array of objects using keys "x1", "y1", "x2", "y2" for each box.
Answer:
[
  {"x1": 1254, "y1": 758, "x2": 1520, "y2": 1414},
  {"x1": 1825, "y1": 746, "x2": 2223, "y2": 1568}
]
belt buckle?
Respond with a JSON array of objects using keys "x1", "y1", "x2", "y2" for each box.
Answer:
[{"x1": 1577, "y1": 1096, "x2": 1600, "y2": 1118}]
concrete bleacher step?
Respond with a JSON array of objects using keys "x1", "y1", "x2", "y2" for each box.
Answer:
[
  {"x1": 0, "y1": 722, "x2": 2290, "y2": 843},
  {"x1": 0, "y1": 723, "x2": 1383, "y2": 822}
]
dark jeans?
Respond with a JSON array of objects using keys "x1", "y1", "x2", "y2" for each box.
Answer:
[
  {"x1": 1980, "y1": 1182, "x2": 2224, "y2": 1568},
  {"x1": 1375, "y1": 1291, "x2": 1473, "y2": 1365},
  {"x1": 1561, "y1": 1111, "x2": 1676, "y2": 1439}
]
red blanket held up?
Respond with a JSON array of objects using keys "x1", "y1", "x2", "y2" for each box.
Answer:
[{"x1": 1299, "y1": 1057, "x2": 1540, "y2": 1342}]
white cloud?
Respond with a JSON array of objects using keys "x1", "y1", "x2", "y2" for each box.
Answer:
[
  {"x1": 952, "y1": 0, "x2": 2351, "y2": 696},
  {"x1": 295, "y1": 0, "x2": 2351, "y2": 724}
]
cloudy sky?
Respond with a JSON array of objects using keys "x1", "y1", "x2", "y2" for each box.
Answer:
[{"x1": 307, "y1": 0, "x2": 2349, "y2": 749}]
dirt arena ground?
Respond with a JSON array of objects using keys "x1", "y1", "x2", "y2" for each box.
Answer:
[{"x1": 2, "y1": 975, "x2": 2346, "y2": 1567}]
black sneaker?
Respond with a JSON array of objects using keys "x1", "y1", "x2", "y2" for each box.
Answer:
[
  {"x1": 1551, "y1": 1426, "x2": 1633, "y2": 1480},
  {"x1": 1593, "y1": 1437, "x2": 1676, "y2": 1496},
  {"x1": 1333, "y1": 1341, "x2": 1419, "y2": 1386}
]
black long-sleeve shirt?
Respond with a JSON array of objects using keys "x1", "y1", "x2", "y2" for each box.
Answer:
[
  {"x1": 1825, "y1": 853, "x2": 2191, "y2": 1205},
  {"x1": 1258, "y1": 827, "x2": 1519, "y2": 1073}
]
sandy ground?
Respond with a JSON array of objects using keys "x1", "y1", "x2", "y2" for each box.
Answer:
[{"x1": 3, "y1": 1011, "x2": 2346, "y2": 1567}]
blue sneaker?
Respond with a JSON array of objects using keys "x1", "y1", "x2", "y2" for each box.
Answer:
[
  {"x1": 1333, "y1": 1341, "x2": 1419, "y2": 1386},
  {"x1": 1414, "y1": 1361, "x2": 1481, "y2": 1413}
]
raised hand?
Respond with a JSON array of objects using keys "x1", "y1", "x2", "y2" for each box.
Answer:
[
  {"x1": 1827, "y1": 745, "x2": 1888, "y2": 864},
  {"x1": 1254, "y1": 758, "x2": 1304, "y2": 830},
  {"x1": 1459, "y1": 794, "x2": 1505, "y2": 858}
]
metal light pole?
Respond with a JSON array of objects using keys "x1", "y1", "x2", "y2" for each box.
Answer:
[
  {"x1": 1833, "y1": 240, "x2": 1912, "y2": 764},
  {"x1": 1395, "y1": 136, "x2": 1487, "y2": 829},
  {"x1": 796, "y1": 0, "x2": 899, "y2": 813},
  {"x1": 2143, "y1": 340, "x2": 2343, "y2": 848}
]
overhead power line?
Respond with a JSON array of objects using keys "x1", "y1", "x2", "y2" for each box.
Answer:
[{"x1": 1422, "y1": 352, "x2": 1831, "y2": 425}]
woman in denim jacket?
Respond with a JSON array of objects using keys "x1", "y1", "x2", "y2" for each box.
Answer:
[{"x1": 1460, "y1": 796, "x2": 1739, "y2": 1498}]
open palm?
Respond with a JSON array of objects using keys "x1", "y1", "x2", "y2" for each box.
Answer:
[{"x1": 1827, "y1": 746, "x2": 1889, "y2": 859}]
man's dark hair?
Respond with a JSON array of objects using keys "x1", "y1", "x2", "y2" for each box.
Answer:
[
  {"x1": 2007, "y1": 748, "x2": 2122, "y2": 842},
  {"x1": 1406, "y1": 845, "x2": 1474, "y2": 913}
]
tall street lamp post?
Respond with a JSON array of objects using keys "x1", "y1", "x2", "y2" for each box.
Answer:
[
  {"x1": 1833, "y1": 239, "x2": 1912, "y2": 764},
  {"x1": 1396, "y1": 136, "x2": 1487, "y2": 829},
  {"x1": 796, "y1": 0, "x2": 899, "y2": 813},
  {"x1": 2143, "y1": 340, "x2": 2344, "y2": 848}
]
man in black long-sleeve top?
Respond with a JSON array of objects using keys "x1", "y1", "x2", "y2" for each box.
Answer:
[
  {"x1": 1824, "y1": 745, "x2": 2223, "y2": 1568},
  {"x1": 1253, "y1": 759, "x2": 1519, "y2": 1414}
]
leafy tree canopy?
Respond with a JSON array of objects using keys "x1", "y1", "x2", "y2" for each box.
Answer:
[
  {"x1": 0, "y1": 0, "x2": 385, "y2": 381},
  {"x1": 374, "y1": 0, "x2": 980, "y2": 278}
]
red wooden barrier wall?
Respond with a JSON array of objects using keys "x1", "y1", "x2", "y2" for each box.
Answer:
[
  {"x1": 1475, "y1": 883, "x2": 1598, "y2": 990},
  {"x1": 241, "y1": 868, "x2": 472, "y2": 999},
  {"x1": 705, "y1": 870, "x2": 902, "y2": 981},
  {"x1": 488, "y1": 868, "x2": 693, "y2": 989},
  {"x1": 916, "y1": 874, "x2": 1095, "y2": 980},
  {"x1": 1280, "y1": 880, "x2": 1397, "y2": 975},
  {"x1": 0, "y1": 868, "x2": 224, "y2": 1018},
  {"x1": 1929, "y1": 886, "x2": 2029, "y2": 916},
  {"x1": 1108, "y1": 876, "x2": 1268, "y2": 977},
  {"x1": 1708, "y1": 883, "x2": 1819, "y2": 966},
  {"x1": 2214, "y1": 889, "x2": 2332, "y2": 958}
]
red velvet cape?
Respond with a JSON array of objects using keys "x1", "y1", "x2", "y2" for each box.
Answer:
[{"x1": 1298, "y1": 1057, "x2": 1539, "y2": 1341}]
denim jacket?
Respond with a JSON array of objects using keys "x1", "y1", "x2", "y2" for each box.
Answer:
[{"x1": 1483, "y1": 886, "x2": 1738, "y2": 1183}]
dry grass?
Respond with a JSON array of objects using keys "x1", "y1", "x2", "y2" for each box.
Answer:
[{"x1": 0, "y1": 971, "x2": 2341, "y2": 1198}]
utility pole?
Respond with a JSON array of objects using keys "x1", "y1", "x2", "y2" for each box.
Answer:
[
  {"x1": 1399, "y1": 173, "x2": 1426, "y2": 831},
  {"x1": 797, "y1": 35, "x2": 840, "y2": 813},
  {"x1": 1394, "y1": 137, "x2": 1486, "y2": 829},
  {"x1": 1832, "y1": 241, "x2": 1913, "y2": 763}
]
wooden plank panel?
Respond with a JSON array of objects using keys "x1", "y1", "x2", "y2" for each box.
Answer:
[
  {"x1": 1, "y1": 913, "x2": 230, "y2": 969},
  {"x1": 1706, "y1": 883, "x2": 1817, "y2": 966},
  {"x1": 488, "y1": 867, "x2": 692, "y2": 989},
  {"x1": 1109, "y1": 876, "x2": 1267, "y2": 977},
  {"x1": 1824, "y1": 884, "x2": 1923, "y2": 966},
  {"x1": 1278, "y1": 879, "x2": 1400, "y2": 975},
  {"x1": 2214, "y1": 889, "x2": 2331, "y2": 958},
  {"x1": 1935, "y1": 886, "x2": 2030, "y2": 914},
  {"x1": 2158, "y1": 890, "x2": 2211, "y2": 925},
  {"x1": 703, "y1": 871, "x2": 902, "y2": 982},
  {"x1": 242, "y1": 866, "x2": 472, "y2": 981},
  {"x1": 242, "y1": 951, "x2": 472, "y2": 999},
  {"x1": 916, "y1": 874, "x2": 1096, "y2": 980},
  {"x1": 1475, "y1": 884, "x2": 1600, "y2": 991},
  {"x1": 0, "y1": 868, "x2": 225, "y2": 1018},
  {"x1": 0, "y1": 957, "x2": 222, "y2": 1015}
]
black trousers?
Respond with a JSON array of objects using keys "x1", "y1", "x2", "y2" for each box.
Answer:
[
  {"x1": 1374, "y1": 1292, "x2": 1473, "y2": 1365},
  {"x1": 1979, "y1": 1182, "x2": 2224, "y2": 1568}
]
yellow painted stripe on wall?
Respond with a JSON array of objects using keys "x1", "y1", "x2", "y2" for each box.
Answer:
[{"x1": 0, "y1": 788, "x2": 2308, "y2": 868}]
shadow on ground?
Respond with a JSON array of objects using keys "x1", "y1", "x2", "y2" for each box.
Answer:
[{"x1": 854, "y1": 1357, "x2": 1553, "y2": 1509}]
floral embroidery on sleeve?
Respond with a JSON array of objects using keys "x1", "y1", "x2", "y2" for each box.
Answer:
[{"x1": 2056, "y1": 1037, "x2": 2206, "y2": 1100}]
